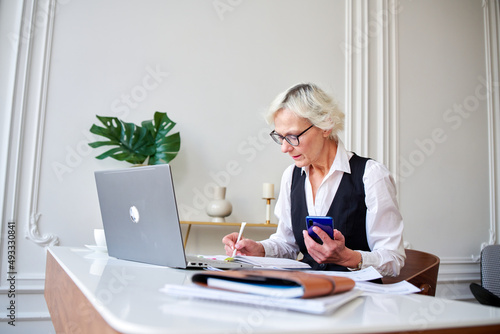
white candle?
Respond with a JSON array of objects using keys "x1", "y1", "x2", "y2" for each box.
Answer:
[{"x1": 263, "y1": 183, "x2": 274, "y2": 199}]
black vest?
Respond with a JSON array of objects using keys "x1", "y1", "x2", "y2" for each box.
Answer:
[{"x1": 291, "y1": 153, "x2": 371, "y2": 271}]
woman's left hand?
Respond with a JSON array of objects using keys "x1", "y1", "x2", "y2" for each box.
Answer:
[{"x1": 302, "y1": 227, "x2": 360, "y2": 268}]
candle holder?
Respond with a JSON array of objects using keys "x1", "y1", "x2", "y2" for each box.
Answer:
[
  {"x1": 263, "y1": 197, "x2": 275, "y2": 224},
  {"x1": 262, "y1": 183, "x2": 275, "y2": 224}
]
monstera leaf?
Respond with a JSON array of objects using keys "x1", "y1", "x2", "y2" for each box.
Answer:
[
  {"x1": 142, "y1": 112, "x2": 181, "y2": 164},
  {"x1": 88, "y1": 112, "x2": 180, "y2": 165}
]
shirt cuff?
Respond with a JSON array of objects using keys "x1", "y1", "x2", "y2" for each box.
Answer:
[
  {"x1": 258, "y1": 240, "x2": 275, "y2": 257},
  {"x1": 347, "y1": 251, "x2": 365, "y2": 271}
]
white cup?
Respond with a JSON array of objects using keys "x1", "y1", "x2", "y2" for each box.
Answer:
[{"x1": 94, "y1": 229, "x2": 107, "y2": 247}]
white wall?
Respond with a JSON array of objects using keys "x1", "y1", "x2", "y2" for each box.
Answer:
[
  {"x1": 0, "y1": 0, "x2": 498, "y2": 331},
  {"x1": 398, "y1": 0, "x2": 499, "y2": 300}
]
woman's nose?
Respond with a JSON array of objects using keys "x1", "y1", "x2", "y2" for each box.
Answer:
[{"x1": 281, "y1": 140, "x2": 293, "y2": 153}]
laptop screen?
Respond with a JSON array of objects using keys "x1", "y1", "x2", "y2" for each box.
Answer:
[{"x1": 94, "y1": 164, "x2": 188, "y2": 268}]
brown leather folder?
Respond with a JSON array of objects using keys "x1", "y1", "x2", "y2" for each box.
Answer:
[{"x1": 191, "y1": 269, "x2": 355, "y2": 299}]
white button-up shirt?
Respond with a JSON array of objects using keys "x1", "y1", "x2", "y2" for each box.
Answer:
[{"x1": 260, "y1": 140, "x2": 406, "y2": 277}]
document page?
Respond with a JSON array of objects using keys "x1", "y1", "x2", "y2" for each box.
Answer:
[
  {"x1": 200, "y1": 255, "x2": 311, "y2": 269},
  {"x1": 232, "y1": 255, "x2": 311, "y2": 269},
  {"x1": 355, "y1": 281, "x2": 421, "y2": 294},
  {"x1": 303, "y1": 266, "x2": 382, "y2": 281}
]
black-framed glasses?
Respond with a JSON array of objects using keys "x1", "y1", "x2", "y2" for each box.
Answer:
[{"x1": 269, "y1": 125, "x2": 314, "y2": 146}]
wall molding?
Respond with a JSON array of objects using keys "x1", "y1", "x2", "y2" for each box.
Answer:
[
  {"x1": 377, "y1": 0, "x2": 400, "y2": 183},
  {"x1": 1, "y1": 0, "x2": 34, "y2": 243},
  {"x1": 26, "y1": 0, "x2": 60, "y2": 247},
  {"x1": 0, "y1": 287, "x2": 45, "y2": 294},
  {"x1": 344, "y1": 0, "x2": 369, "y2": 157},
  {"x1": 3, "y1": 0, "x2": 60, "y2": 249},
  {"x1": 482, "y1": 0, "x2": 500, "y2": 251},
  {"x1": 0, "y1": 312, "x2": 51, "y2": 322},
  {"x1": 14, "y1": 0, "x2": 60, "y2": 247},
  {"x1": 344, "y1": 0, "x2": 400, "y2": 181},
  {"x1": 0, "y1": 0, "x2": 59, "y2": 325}
]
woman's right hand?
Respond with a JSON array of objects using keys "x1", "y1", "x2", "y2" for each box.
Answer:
[{"x1": 222, "y1": 233, "x2": 265, "y2": 257}]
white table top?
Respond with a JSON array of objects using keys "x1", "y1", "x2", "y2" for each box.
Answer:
[{"x1": 48, "y1": 246, "x2": 500, "y2": 334}]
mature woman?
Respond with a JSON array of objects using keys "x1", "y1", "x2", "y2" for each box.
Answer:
[{"x1": 222, "y1": 83, "x2": 405, "y2": 276}]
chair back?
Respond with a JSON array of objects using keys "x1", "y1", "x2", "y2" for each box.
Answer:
[
  {"x1": 481, "y1": 244, "x2": 500, "y2": 298},
  {"x1": 382, "y1": 249, "x2": 440, "y2": 296}
]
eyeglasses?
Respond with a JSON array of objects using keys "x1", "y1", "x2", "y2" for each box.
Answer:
[{"x1": 269, "y1": 125, "x2": 314, "y2": 146}]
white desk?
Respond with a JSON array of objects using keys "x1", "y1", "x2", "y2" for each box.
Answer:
[{"x1": 45, "y1": 246, "x2": 500, "y2": 334}]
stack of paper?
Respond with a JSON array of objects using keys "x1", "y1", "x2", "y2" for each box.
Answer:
[
  {"x1": 159, "y1": 265, "x2": 420, "y2": 314},
  {"x1": 160, "y1": 284, "x2": 362, "y2": 315}
]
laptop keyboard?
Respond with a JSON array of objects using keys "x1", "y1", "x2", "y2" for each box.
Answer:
[{"x1": 186, "y1": 255, "x2": 250, "y2": 269}]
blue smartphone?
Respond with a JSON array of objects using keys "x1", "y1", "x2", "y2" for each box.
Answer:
[{"x1": 305, "y1": 216, "x2": 334, "y2": 243}]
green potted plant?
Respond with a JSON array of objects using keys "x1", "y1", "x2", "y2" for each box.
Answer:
[{"x1": 88, "y1": 111, "x2": 180, "y2": 165}]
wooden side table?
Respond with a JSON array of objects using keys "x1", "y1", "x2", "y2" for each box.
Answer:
[{"x1": 179, "y1": 221, "x2": 277, "y2": 247}]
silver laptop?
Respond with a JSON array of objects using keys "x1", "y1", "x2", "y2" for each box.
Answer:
[{"x1": 94, "y1": 164, "x2": 249, "y2": 269}]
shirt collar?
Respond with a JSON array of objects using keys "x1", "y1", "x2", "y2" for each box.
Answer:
[{"x1": 301, "y1": 139, "x2": 351, "y2": 176}]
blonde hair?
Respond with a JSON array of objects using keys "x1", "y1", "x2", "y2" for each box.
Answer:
[{"x1": 265, "y1": 83, "x2": 344, "y2": 141}]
